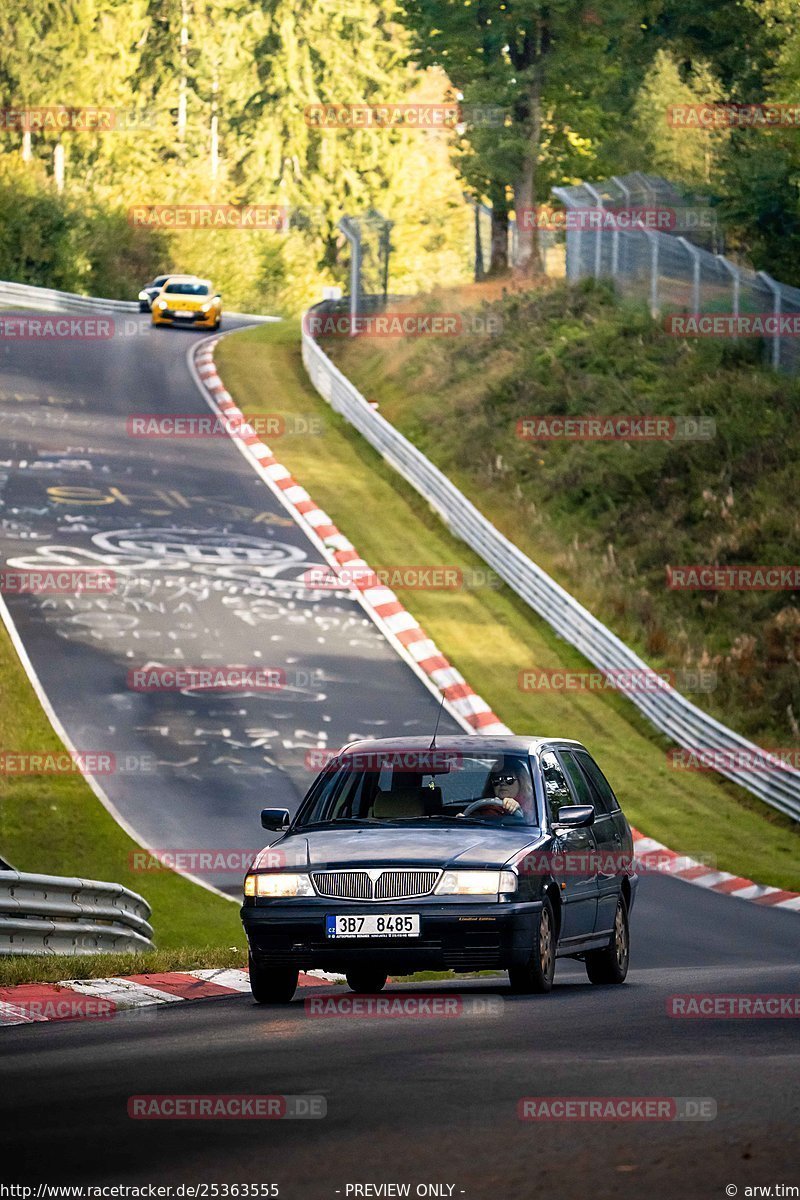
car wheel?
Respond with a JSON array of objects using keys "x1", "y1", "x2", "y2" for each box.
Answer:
[
  {"x1": 345, "y1": 968, "x2": 388, "y2": 994},
  {"x1": 139, "y1": 302, "x2": 149, "y2": 312},
  {"x1": 585, "y1": 895, "x2": 629, "y2": 985},
  {"x1": 508, "y1": 895, "x2": 556, "y2": 994},
  {"x1": 248, "y1": 955, "x2": 298, "y2": 1004}
]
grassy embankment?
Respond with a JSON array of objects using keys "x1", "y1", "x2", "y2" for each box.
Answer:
[{"x1": 215, "y1": 310, "x2": 799, "y2": 894}]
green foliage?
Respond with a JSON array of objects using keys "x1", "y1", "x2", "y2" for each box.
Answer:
[
  {"x1": 633, "y1": 49, "x2": 727, "y2": 188},
  {"x1": 330, "y1": 279, "x2": 800, "y2": 749}
]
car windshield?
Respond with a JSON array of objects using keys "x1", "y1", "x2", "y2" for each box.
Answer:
[
  {"x1": 164, "y1": 281, "x2": 210, "y2": 295},
  {"x1": 295, "y1": 750, "x2": 538, "y2": 828},
  {"x1": 152, "y1": 276, "x2": 170, "y2": 286}
]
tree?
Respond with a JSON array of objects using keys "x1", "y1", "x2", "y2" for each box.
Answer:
[
  {"x1": 401, "y1": 0, "x2": 654, "y2": 277},
  {"x1": 633, "y1": 49, "x2": 728, "y2": 187}
]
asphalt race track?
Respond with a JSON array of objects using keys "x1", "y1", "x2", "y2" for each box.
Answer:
[
  {"x1": 1, "y1": 874, "x2": 799, "y2": 1197},
  {"x1": 0, "y1": 313, "x2": 461, "y2": 892},
  {"x1": 0, "y1": 314, "x2": 798, "y2": 1199}
]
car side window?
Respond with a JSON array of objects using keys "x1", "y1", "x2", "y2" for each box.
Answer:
[
  {"x1": 574, "y1": 751, "x2": 619, "y2": 814},
  {"x1": 559, "y1": 751, "x2": 595, "y2": 809},
  {"x1": 539, "y1": 751, "x2": 573, "y2": 823}
]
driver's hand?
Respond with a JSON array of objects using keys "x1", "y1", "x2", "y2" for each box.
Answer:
[{"x1": 501, "y1": 798, "x2": 522, "y2": 814}]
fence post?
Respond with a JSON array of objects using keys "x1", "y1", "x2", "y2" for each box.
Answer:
[
  {"x1": 718, "y1": 256, "x2": 740, "y2": 340},
  {"x1": 639, "y1": 228, "x2": 660, "y2": 317},
  {"x1": 337, "y1": 217, "x2": 362, "y2": 336},
  {"x1": 677, "y1": 236, "x2": 701, "y2": 313},
  {"x1": 584, "y1": 182, "x2": 604, "y2": 278},
  {"x1": 757, "y1": 271, "x2": 781, "y2": 369},
  {"x1": 610, "y1": 175, "x2": 630, "y2": 279}
]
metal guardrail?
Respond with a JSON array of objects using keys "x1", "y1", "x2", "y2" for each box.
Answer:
[
  {"x1": 0, "y1": 279, "x2": 277, "y2": 323},
  {"x1": 0, "y1": 279, "x2": 137, "y2": 313},
  {"x1": 0, "y1": 870, "x2": 154, "y2": 955},
  {"x1": 301, "y1": 307, "x2": 800, "y2": 822}
]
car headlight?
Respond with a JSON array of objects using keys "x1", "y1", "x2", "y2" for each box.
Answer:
[
  {"x1": 434, "y1": 869, "x2": 517, "y2": 896},
  {"x1": 138, "y1": 291, "x2": 149, "y2": 301},
  {"x1": 200, "y1": 302, "x2": 212, "y2": 313},
  {"x1": 244, "y1": 872, "x2": 314, "y2": 898},
  {"x1": 155, "y1": 299, "x2": 167, "y2": 310}
]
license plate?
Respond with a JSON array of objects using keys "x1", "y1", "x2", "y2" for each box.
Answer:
[
  {"x1": 174, "y1": 312, "x2": 194, "y2": 319},
  {"x1": 326, "y1": 914, "x2": 420, "y2": 939}
]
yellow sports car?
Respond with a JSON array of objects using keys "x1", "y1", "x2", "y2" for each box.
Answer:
[{"x1": 151, "y1": 276, "x2": 222, "y2": 330}]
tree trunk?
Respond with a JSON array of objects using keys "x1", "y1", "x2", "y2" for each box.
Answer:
[
  {"x1": 488, "y1": 184, "x2": 509, "y2": 275},
  {"x1": 177, "y1": 0, "x2": 189, "y2": 141},
  {"x1": 512, "y1": 14, "x2": 549, "y2": 279},
  {"x1": 513, "y1": 78, "x2": 542, "y2": 277},
  {"x1": 210, "y1": 68, "x2": 219, "y2": 183}
]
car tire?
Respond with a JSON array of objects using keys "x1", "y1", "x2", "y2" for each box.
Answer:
[
  {"x1": 139, "y1": 302, "x2": 149, "y2": 312},
  {"x1": 345, "y1": 968, "x2": 388, "y2": 994},
  {"x1": 248, "y1": 955, "x2": 298, "y2": 1004},
  {"x1": 585, "y1": 895, "x2": 630, "y2": 985},
  {"x1": 508, "y1": 895, "x2": 556, "y2": 994}
]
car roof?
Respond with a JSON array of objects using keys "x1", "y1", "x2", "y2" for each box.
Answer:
[
  {"x1": 163, "y1": 275, "x2": 212, "y2": 288},
  {"x1": 339, "y1": 735, "x2": 587, "y2": 755}
]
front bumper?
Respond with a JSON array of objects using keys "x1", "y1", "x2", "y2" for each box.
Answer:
[
  {"x1": 241, "y1": 898, "x2": 542, "y2": 973},
  {"x1": 151, "y1": 308, "x2": 219, "y2": 328}
]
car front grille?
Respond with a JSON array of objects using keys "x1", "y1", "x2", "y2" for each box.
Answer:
[{"x1": 311, "y1": 869, "x2": 440, "y2": 901}]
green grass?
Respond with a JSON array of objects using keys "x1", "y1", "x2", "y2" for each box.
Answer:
[
  {"x1": 0, "y1": 946, "x2": 247, "y2": 988},
  {"x1": 325, "y1": 280, "x2": 800, "y2": 751},
  {"x1": 215, "y1": 318, "x2": 800, "y2": 893},
  {"x1": 0, "y1": 619, "x2": 243, "y2": 951}
]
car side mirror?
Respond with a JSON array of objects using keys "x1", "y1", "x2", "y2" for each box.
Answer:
[
  {"x1": 261, "y1": 807, "x2": 290, "y2": 831},
  {"x1": 553, "y1": 805, "x2": 595, "y2": 829}
]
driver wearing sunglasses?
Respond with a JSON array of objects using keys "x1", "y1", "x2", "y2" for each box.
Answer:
[{"x1": 489, "y1": 763, "x2": 533, "y2": 820}]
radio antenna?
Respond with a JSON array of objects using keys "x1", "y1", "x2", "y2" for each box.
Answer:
[{"x1": 429, "y1": 691, "x2": 446, "y2": 749}]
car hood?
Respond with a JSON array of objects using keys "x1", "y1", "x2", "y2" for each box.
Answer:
[
  {"x1": 257, "y1": 825, "x2": 547, "y2": 871},
  {"x1": 161, "y1": 295, "x2": 207, "y2": 310}
]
